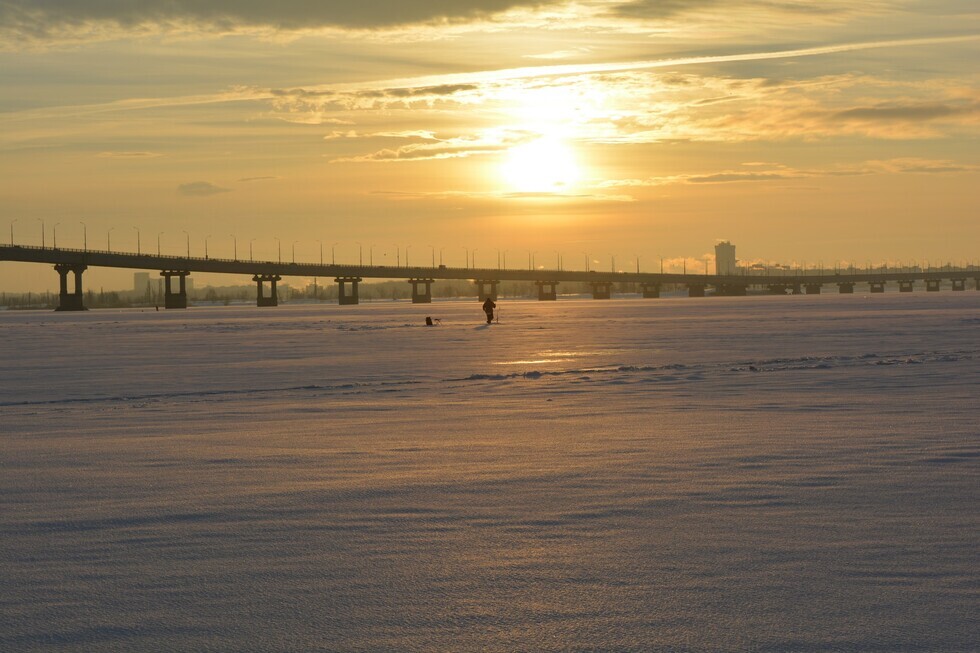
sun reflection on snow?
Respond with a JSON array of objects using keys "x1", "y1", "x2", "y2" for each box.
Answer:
[{"x1": 493, "y1": 349, "x2": 622, "y2": 366}]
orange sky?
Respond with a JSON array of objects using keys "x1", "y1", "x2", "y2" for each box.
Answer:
[{"x1": 1, "y1": 1, "x2": 978, "y2": 291}]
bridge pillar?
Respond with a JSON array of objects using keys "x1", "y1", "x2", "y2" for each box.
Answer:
[
  {"x1": 591, "y1": 281, "x2": 613, "y2": 299},
  {"x1": 869, "y1": 281, "x2": 885, "y2": 293},
  {"x1": 926, "y1": 279, "x2": 941, "y2": 292},
  {"x1": 791, "y1": 283, "x2": 803, "y2": 295},
  {"x1": 837, "y1": 282, "x2": 855, "y2": 294},
  {"x1": 409, "y1": 278, "x2": 434, "y2": 304},
  {"x1": 54, "y1": 263, "x2": 87, "y2": 311},
  {"x1": 898, "y1": 280, "x2": 914, "y2": 293},
  {"x1": 535, "y1": 281, "x2": 558, "y2": 301},
  {"x1": 951, "y1": 278, "x2": 966, "y2": 291},
  {"x1": 804, "y1": 283, "x2": 822, "y2": 295},
  {"x1": 475, "y1": 279, "x2": 498, "y2": 302},
  {"x1": 253, "y1": 274, "x2": 281, "y2": 306},
  {"x1": 641, "y1": 283, "x2": 660, "y2": 298},
  {"x1": 335, "y1": 277, "x2": 361, "y2": 305},
  {"x1": 687, "y1": 283, "x2": 706, "y2": 297},
  {"x1": 161, "y1": 270, "x2": 189, "y2": 309}
]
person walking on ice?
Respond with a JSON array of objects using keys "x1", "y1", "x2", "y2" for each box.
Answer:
[{"x1": 482, "y1": 296, "x2": 496, "y2": 324}]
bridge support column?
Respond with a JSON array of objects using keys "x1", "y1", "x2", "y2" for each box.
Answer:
[
  {"x1": 687, "y1": 283, "x2": 706, "y2": 298},
  {"x1": 409, "y1": 278, "x2": 434, "y2": 304},
  {"x1": 253, "y1": 274, "x2": 281, "y2": 306},
  {"x1": 804, "y1": 283, "x2": 822, "y2": 295},
  {"x1": 869, "y1": 281, "x2": 885, "y2": 293},
  {"x1": 54, "y1": 263, "x2": 87, "y2": 311},
  {"x1": 591, "y1": 281, "x2": 613, "y2": 299},
  {"x1": 535, "y1": 281, "x2": 558, "y2": 301},
  {"x1": 475, "y1": 279, "x2": 498, "y2": 301},
  {"x1": 899, "y1": 280, "x2": 914, "y2": 293},
  {"x1": 641, "y1": 283, "x2": 660, "y2": 298},
  {"x1": 335, "y1": 277, "x2": 361, "y2": 305},
  {"x1": 838, "y1": 282, "x2": 855, "y2": 294},
  {"x1": 161, "y1": 270, "x2": 189, "y2": 309},
  {"x1": 791, "y1": 283, "x2": 803, "y2": 295},
  {"x1": 951, "y1": 278, "x2": 966, "y2": 291},
  {"x1": 926, "y1": 279, "x2": 941, "y2": 292}
]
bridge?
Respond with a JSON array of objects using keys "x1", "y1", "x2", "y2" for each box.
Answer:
[{"x1": 2, "y1": 244, "x2": 978, "y2": 311}]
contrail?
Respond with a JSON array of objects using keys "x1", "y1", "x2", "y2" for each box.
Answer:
[
  {"x1": 1, "y1": 33, "x2": 976, "y2": 123},
  {"x1": 341, "y1": 34, "x2": 980, "y2": 91}
]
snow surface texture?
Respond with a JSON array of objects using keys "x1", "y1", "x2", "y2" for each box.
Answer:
[{"x1": 1, "y1": 294, "x2": 978, "y2": 652}]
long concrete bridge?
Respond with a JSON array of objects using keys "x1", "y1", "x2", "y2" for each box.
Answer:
[{"x1": 2, "y1": 244, "x2": 978, "y2": 311}]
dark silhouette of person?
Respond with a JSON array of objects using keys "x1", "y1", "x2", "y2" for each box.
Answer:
[{"x1": 482, "y1": 297, "x2": 496, "y2": 324}]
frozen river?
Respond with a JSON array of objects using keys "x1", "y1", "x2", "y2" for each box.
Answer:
[{"x1": 2, "y1": 294, "x2": 978, "y2": 651}]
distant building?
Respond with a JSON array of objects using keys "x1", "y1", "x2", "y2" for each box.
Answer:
[
  {"x1": 133, "y1": 272, "x2": 150, "y2": 294},
  {"x1": 715, "y1": 241, "x2": 737, "y2": 275},
  {"x1": 133, "y1": 272, "x2": 163, "y2": 299}
]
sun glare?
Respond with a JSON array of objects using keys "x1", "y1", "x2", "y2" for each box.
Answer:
[{"x1": 500, "y1": 138, "x2": 582, "y2": 194}]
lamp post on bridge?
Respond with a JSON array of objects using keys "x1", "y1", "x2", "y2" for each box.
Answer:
[
  {"x1": 464, "y1": 247, "x2": 470, "y2": 269},
  {"x1": 473, "y1": 248, "x2": 478, "y2": 268},
  {"x1": 157, "y1": 232, "x2": 163, "y2": 256},
  {"x1": 582, "y1": 252, "x2": 589, "y2": 272},
  {"x1": 107, "y1": 227, "x2": 114, "y2": 253},
  {"x1": 249, "y1": 239, "x2": 256, "y2": 262},
  {"x1": 183, "y1": 230, "x2": 190, "y2": 257},
  {"x1": 609, "y1": 254, "x2": 615, "y2": 273},
  {"x1": 133, "y1": 226, "x2": 141, "y2": 255},
  {"x1": 430, "y1": 245, "x2": 435, "y2": 267},
  {"x1": 231, "y1": 234, "x2": 238, "y2": 261},
  {"x1": 9, "y1": 218, "x2": 17, "y2": 246},
  {"x1": 36, "y1": 218, "x2": 45, "y2": 248},
  {"x1": 439, "y1": 247, "x2": 445, "y2": 266},
  {"x1": 52, "y1": 222, "x2": 59, "y2": 249},
  {"x1": 356, "y1": 242, "x2": 362, "y2": 265},
  {"x1": 315, "y1": 240, "x2": 323, "y2": 265},
  {"x1": 274, "y1": 237, "x2": 281, "y2": 263},
  {"x1": 79, "y1": 222, "x2": 87, "y2": 251},
  {"x1": 332, "y1": 242, "x2": 338, "y2": 265},
  {"x1": 205, "y1": 234, "x2": 211, "y2": 259},
  {"x1": 405, "y1": 245, "x2": 411, "y2": 267},
  {"x1": 292, "y1": 240, "x2": 297, "y2": 264}
]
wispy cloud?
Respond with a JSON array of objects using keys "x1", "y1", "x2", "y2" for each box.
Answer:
[
  {"x1": 97, "y1": 151, "x2": 161, "y2": 158},
  {"x1": 598, "y1": 158, "x2": 977, "y2": 188},
  {"x1": 177, "y1": 181, "x2": 231, "y2": 197}
]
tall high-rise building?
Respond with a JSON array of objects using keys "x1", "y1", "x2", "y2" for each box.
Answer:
[
  {"x1": 715, "y1": 241, "x2": 737, "y2": 275},
  {"x1": 133, "y1": 272, "x2": 150, "y2": 295}
]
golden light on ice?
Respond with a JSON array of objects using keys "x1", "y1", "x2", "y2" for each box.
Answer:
[{"x1": 500, "y1": 137, "x2": 582, "y2": 193}]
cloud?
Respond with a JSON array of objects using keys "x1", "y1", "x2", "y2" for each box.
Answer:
[
  {"x1": 177, "y1": 181, "x2": 231, "y2": 197},
  {"x1": 97, "y1": 151, "x2": 161, "y2": 158},
  {"x1": 607, "y1": 0, "x2": 882, "y2": 20},
  {"x1": 0, "y1": 1, "x2": 554, "y2": 43},
  {"x1": 331, "y1": 130, "x2": 530, "y2": 163},
  {"x1": 596, "y1": 158, "x2": 977, "y2": 188},
  {"x1": 830, "y1": 101, "x2": 980, "y2": 123}
]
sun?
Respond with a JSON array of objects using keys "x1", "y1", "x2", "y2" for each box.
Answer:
[{"x1": 500, "y1": 137, "x2": 582, "y2": 194}]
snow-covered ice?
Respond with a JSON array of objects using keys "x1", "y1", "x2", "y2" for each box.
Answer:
[{"x1": 1, "y1": 294, "x2": 977, "y2": 651}]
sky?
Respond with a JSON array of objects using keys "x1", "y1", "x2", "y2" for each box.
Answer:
[{"x1": 1, "y1": 1, "x2": 978, "y2": 291}]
